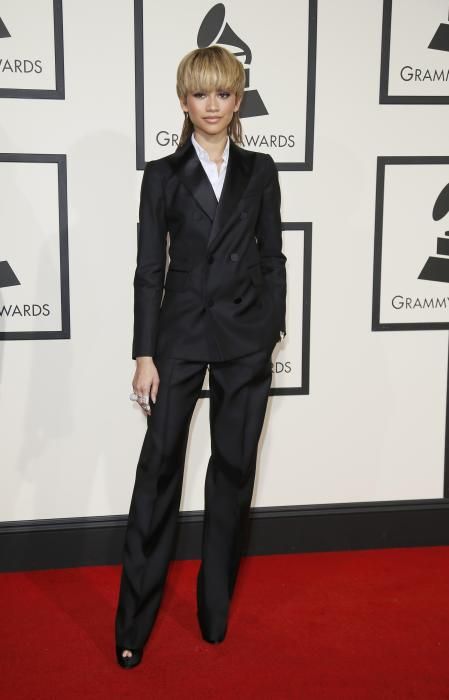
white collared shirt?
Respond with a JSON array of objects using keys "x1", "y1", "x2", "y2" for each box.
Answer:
[{"x1": 191, "y1": 131, "x2": 229, "y2": 201}]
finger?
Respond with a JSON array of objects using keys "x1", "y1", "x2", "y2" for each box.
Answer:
[
  {"x1": 141, "y1": 399, "x2": 151, "y2": 415},
  {"x1": 135, "y1": 387, "x2": 148, "y2": 399},
  {"x1": 150, "y1": 382, "x2": 159, "y2": 404}
]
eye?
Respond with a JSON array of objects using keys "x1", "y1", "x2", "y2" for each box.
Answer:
[
  {"x1": 193, "y1": 92, "x2": 206, "y2": 98},
  {"x1": 218, "y1": 91, "x2": 231, "y2": 99}
]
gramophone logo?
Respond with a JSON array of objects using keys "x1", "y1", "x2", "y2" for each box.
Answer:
[
  {"x1": 136, "y1": 0, "x2": 313, "y2": 168},
  {"x1": 380, "y1": 1, "x2": 449, "y2": 104},
  {"x1": 428, "y1": 8, "x2": 449, "y2": 52},
  {"x1": 418, "y1": 183, "x2": 449, "y2": 283},
  {"x1": 0, "y1": 11, "x2": 43, "y2": 75},
  {"x1": 197, "y1": 3, "x2": 267, "y2": 118},
  {"x1": 372, "y1": 157, "x2": 449, "y2": 330},
  {"x1": 400, "y1": 5, "x2": 449, "y2": 83},
  {"x1": 0, "y1": 17, "x2": 10, "y2": 39},
  {"x1": 0, "y1": 261, "x2": 19, "y2": 288},
  {"x1": 0, "y1": 257, "x2": 51, "y2": 321},
  {"x1": 0, "y1": 154, "x2": 70, "y2": 340},
  {"x1": 0, "y1": 1, "x2": 65, "y2": 99}
]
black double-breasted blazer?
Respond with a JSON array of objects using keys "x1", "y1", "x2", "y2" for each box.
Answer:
[{"x1": 132, "y1": 136, "x2": 287, "y2": 362}]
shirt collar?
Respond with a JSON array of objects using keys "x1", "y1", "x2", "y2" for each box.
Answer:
[{"x1": 191, "y1": 131, "x2": 230, "y2": 166}]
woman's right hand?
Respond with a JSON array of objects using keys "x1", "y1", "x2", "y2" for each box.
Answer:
[{"x1": 133, "y1": 357, "x2": 160, "y2": 415}]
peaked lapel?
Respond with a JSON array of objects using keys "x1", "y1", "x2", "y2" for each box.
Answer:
[{"x1": 167, "y1": 135, "x2": 254, "y2": 251}]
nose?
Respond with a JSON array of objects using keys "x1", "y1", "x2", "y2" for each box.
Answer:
[{"x1": 206, "y1": 94, "x2": 219, "y2": 111}]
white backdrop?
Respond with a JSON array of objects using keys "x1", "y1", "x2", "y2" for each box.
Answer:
[{"x1": 1, "y1": 0, "x2": 449, "y2": 522}]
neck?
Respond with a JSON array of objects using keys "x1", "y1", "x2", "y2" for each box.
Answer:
[{"x1": 193, "y1": 129, "x2": 228, "y2": 162}]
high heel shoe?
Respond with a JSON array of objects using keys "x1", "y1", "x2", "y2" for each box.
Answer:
[{"x1": 115, "y1": 645, "x2": 143, "y2": 669}]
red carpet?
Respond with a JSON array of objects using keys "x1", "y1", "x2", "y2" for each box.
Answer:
[{"x1": 1, "y1": 546, "x2": 449, "y2": 699}]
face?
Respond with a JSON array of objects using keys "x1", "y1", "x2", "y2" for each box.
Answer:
[{"x1": 180, "y1": 88, "x2": 242, "y2": 139}]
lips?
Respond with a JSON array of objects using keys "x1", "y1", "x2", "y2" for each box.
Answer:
[{"x1": 203, "y1": 117, "x2": 221, "y2": 122}]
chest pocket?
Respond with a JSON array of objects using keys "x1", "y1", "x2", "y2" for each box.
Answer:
[{"x1": 164, "y1": 269, "x2": 190, "y2": 290}]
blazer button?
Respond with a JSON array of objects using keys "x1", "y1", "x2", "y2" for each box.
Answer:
[
  {"x1": 230, "y1": 252, "x2": 239, "y2": 261},
  {"x1": 240, "y1": 211, "x2": 247, "y2": 219}
]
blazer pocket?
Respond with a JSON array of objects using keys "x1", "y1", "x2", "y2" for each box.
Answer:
[{"x1": 164, "y1": 269, "x2": 190, "y2": 290}]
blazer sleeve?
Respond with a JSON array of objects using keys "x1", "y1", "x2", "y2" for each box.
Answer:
[
  {"x1": 132, "y1": 161, "x2": 167, "y2": 359},
  {"x1": 256, "y1": 155, "x2": 287, "y2": 337}
]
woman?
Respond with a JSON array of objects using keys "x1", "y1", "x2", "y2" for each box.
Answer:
[{"x1": 115, "y1": 45, "x2": 287, "y2": 668}]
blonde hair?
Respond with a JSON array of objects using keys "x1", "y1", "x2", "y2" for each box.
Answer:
[{"x1": 176, "y1": 45, "x2": 245, "y2": 147}]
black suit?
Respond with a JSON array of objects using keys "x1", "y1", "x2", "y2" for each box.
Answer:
[
  {"x1": 115, "y1": 137, "x2": 287, "y2": 649},
  {"x1": 132, "y1": 136, "x2": 287, "y2": 361}
]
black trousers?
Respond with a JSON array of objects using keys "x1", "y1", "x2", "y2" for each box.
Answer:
[{"x1": 114, "y1": 346, "x2": 274, "y2": 649}]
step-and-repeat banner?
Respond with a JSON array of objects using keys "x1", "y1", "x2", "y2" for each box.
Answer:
[{"x1": 1, "y1": 0, "x2": 449, "y2": 520}]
